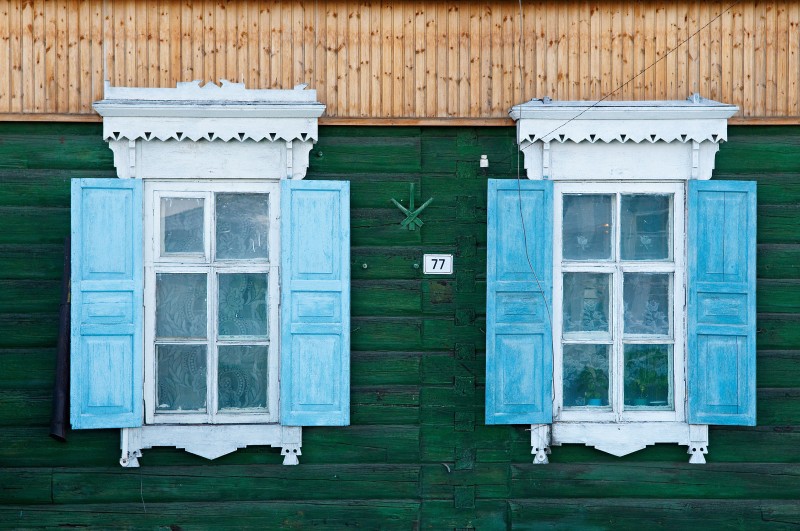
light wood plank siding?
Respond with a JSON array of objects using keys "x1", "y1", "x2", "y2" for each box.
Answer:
[{"x1": 1, "y1": 0, "x2": 799, "y2": 123}]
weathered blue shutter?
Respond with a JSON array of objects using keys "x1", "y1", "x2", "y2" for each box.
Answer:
[
  {"x1": 71, "y1": 178, "x2": 143, "y2": 429},
  {"x1": 688, "y1": 180, "x2": 757, "y2": 426},
  {"x1": 281, "y1": 180, "x2": 350, "y2": 426},
  {"x1": 485, "y1": 179, "x2": 553, "y2": 424}
]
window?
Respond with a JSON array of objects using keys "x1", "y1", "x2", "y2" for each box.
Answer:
[
  {"x1": 486, "y1": 97, "x2": 756, "y2": 464},
  {"x1": 70, "y1": 82, "x2": 349, "y2": 467},
  {"x1": 554, "y1": 182, "x2": 685, "y2": 424},
  {"x1": 145, "y1": 183, "x2": 280, "y2": 425}
]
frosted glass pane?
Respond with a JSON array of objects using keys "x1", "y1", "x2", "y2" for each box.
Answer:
[
  {"x1": 562, "y1": 194, "x2": 613, "y2": 260},
  {"x1": 218, "y1": 345, "x2": 269, "y2": 410},
  {"x1": 216, "y1": 193, "x2": 269, "y2": 259},
  {"x1": 624, "y1": 344, "x2": 672, "y2": 409},
  {"x1": 624, "y1": 273, "x2": 670, "y2": 335},
  {"x1": 161, "y1": 197, "x2": 204, "y2": 255},
  {"x1": 156, "y1": 344, "x2": 207, "y2": 411},
  {"x1": 621, "y1": 195, "x2": 671, "y2": 260},
  {"x1": 156, "y1": 274, "x2": 207, "y2": 339},
  {"x1": 218, "y1": 273, "x2": 268, "y2": 337},
  {"x1": 563, "y1": 273, "x2": 611, "y2": 333},
  {"x1": 563, "y1": 344, "x2": 610, "y2": 407}
]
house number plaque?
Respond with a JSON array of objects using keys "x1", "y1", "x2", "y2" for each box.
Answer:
[{"x1": 423, "y1": 254, "x2": 453, "y2": 275}]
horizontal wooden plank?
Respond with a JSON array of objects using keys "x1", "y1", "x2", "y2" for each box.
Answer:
[
  {"x1": 510, "y1": 498, "x2": 800, "y2": 528},
  {"x1": 0, "y1": 206, "x2": 69, "y2": 245},
  {"x1": 718, "y1": 127, "x2": 800, "y2": 174},
  {"x1": 0, "y1": 279, "x2": 61, "y2": 313},
  {"x1": 511, "y1": 462, "x2": 800, "y2": 499},
  {"x1": 0, "y1": 314, "x2": 58, "y2": 348},
  {"x1": 351, "y1": 208, "x2": 423, "y2": 246},
  {"x1": 2, "y1": 500, "x2": 421, "y2": 529},
  {"x1": 319, "y1": 173, "x2": 422, "y2": 210},
  {"x1": 757, "y1": 205, "x2": 800, "y2": 244},
  {"x1": 418, "y1": 500, "x2": 509, "y2": 530},
  {"x1": 351, "y1": 351, "x2": 421, "y2": 386},
  {"x1": 0, "y1": 348, "x2": 56, "y2": 389},
  {"x1": 758, "y1": 244, "x2": 800, "y2": 279},
  {"x1": 351, "y1": 280, "x2": 422, "y2": 317},
  {"x1": 351, "y1": 247, "x2": 425, "y2": 280},
  {"x1": 421, "y1": 464, "x2": 509, "y2": 499},
  {"x1": 0, "y1": 468, "x2": 52, "y2": 504},
  {"x1": 0, "y1": 428, "x2": 123, "y2": 468},
  {"x1": 0, "y1": 388, "x2": 52, "y2": 426},
  {"x1": 757, "y1": 313, "x2": 800, "y2": 350},
  {"x1": 0, "y1": 133, "x2": 112, "y2": 170},
  {"x1": 758, "y1": 280, "x2": 800, "y2": 313},
  {"x1": 757, "y1": 388, "x2": 800, "y2": 426},
  {"x1": 50, "y1": 464, "x2": 420, "y2": 504},
  {"x1": 0, "y1": 244, "x2": 65, "y2": 280},
  {"x1": 310, "y1": 133, "x2": 422, "y2": 174},
  {"x1": 758, "y1": 351, "x2": 800, "y2": 388},
  {"x1": 0, "y1": 425, "x2": 422, "y2": 468},
  {"x1": 351, "y1": 386, "x2": 420, "y2": 425}
]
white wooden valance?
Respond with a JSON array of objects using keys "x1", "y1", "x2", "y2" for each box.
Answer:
[
  {"x1": 510, "y1": 95, "x2": 738, "y2": 181},
  {"x1": 93, "y1": 81, "x2": 326, "y2": 180}
]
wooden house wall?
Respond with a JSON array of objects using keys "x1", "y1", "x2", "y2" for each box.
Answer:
[
  {"x1": 0, "y1": 123, "x2": 799, "y2": 528},
  {"x1": 1, "y1": 0, "x2": 800, "y2": 123}
]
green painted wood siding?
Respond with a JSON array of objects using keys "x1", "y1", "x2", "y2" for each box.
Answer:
[{"x1": 0, "y1": 123, "x2": 799, "y2": 529}]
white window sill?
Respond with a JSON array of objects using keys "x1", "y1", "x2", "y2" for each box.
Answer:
[
  {"x1": 530, "y1": 422, "x2": 709, "y2": 464},
  {"x1": 120, "y1": 424, "x2": 302, "y2": 467}
]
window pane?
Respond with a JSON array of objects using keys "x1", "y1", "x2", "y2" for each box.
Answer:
[
  {"x1": 218, "y1": 273, "x2": 268, "y2": 337},
  {"x1": 156, "y1": 344, "x2": 207, "y2": 411},
  {"x1": 562, "y1": 194, "x2": 613, "y2": 260},
  {"x1": 563, "y1": 344, "x2": 610, "y2": 407},
  {"x1": 216, "y1": 193, "x2": 270, "y2": 260},
  {"x1": 563, "y1": 273, "x2": 611, "y2": 333},
  {"x1": 620, "y1": 195, "x2": 671, "y2": 260},
  {"x1": 161, "y1": 197, "x2": 204, "y2": 255},
  {"x1": 623, "y1": 273, "x2": 670, "y2": 335},
  {"x1": 156, "y1": 273, "x2": 207, "y2": 339},
  {"x1": 218, "y1": 345, "x2": 269, "y2": 410},
  {"x1": 624, "y1": 344, "x2": 672, "y2": 409}
]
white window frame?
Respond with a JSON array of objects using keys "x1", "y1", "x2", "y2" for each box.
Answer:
[
  {"x1": 552, "y1": 181, "x2": 686, "y2": 426},
  {"x1": 143, "y1": 180, "x2": 281, "y2": 426}
]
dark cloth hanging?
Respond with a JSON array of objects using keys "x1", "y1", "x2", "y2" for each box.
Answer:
[{"x1": 50, "y1": 237, "x2": 70, "y2": 441}]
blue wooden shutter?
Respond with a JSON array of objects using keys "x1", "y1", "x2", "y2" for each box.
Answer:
[
  {"x1": 485, "y1": 179, "x2": 553, "y2": 424},
  {"x1": 70, "y1": 178, "x2": 143, "y2": 429},
  {"x1": 281, "y1": 180, "x2": 350, "y2": 426},
  {"x1": 688, "y1": 180, "x2": 757, "y2": 426}
]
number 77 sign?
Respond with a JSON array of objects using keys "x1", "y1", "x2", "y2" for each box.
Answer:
[{"x1": 423, "y1": 254, "x2": 453, "y2": 275}]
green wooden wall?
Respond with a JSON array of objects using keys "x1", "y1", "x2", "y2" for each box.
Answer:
[{"x1": 0, "y1": 123, "x2": 799, "y2": 529}]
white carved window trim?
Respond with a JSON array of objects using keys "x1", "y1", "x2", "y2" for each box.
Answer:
[
  {"x1": 513, "y1": 96, "x2": 738, "y2": 464},
  {"x1": 93, "y1": 81, "x2": 325, "y2": 466}
]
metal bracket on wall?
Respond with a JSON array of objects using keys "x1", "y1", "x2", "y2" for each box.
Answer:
[{"x1": 391, "y1": 183, "x2": 433, "y2": 231}]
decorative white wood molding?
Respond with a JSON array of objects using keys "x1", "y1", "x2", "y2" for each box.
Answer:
[
  {"x1": 94, "y1": 81, "x2": 325, "y2": 180},
  {"x1": 510, "y1": 95, "x2": 738, "y2": 181},
  {"x1": 530, "y1": 424, "x2": 551, "y2": 464},
  {"x1": 120, "y1": 425, "x2": 303, "y2": 467},
  {"x1": 550, "y1": 422, "x2": 709, "y2": 461},
  {"x1": 688, "y1": 424, "x2": 710, "y2": 464}
]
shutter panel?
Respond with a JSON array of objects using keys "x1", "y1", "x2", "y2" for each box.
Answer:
[
  {"x1": 688, "y1": 180, "x2": 757, "y2": 426},
  {"x1": 281, "y1": 180, "x2": 350, "y2": 426},
  {"x1": 70, "y1": 178, "x2": 143, "y2": 429},
  {"x1": 485, "y1": 179, "x2": 553, "y2": 424}
]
